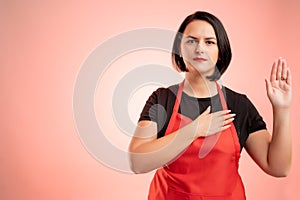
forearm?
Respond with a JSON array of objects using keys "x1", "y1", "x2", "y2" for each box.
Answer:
[
  {"x1": 267, "y1": 107, "x2": 292, "y2": 176},
  {"x1": 129, "y1": 121, "x2": 198, "y2": 173}
]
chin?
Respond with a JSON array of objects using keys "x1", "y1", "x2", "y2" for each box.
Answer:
[{"x1": 190, "y1": 65, "x2": 214, "y2": 75}]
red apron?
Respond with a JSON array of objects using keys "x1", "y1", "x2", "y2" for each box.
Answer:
[{"x1": 148, "y1": 81, "x2": 246, "y2": 200}]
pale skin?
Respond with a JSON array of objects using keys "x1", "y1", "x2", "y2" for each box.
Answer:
[
  {"x1": 128, "y1": 20, "x2": 292, "y2": 177},
  {"x1": 245, "y1": 57, "x2": 292, "y2": 177}
]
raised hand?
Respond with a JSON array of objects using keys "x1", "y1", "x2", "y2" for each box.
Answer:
[{"x1": 265, "y1": 57, "x2": 292, "y2": 108}]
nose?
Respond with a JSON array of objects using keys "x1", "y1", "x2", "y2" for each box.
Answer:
[{"x1": 195, "y1": 42, "x2": 205, "y2": 54}]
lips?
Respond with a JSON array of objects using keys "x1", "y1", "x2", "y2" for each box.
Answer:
[{"x1": 193, "y1": 57, "x2": 207, "y2": 62}]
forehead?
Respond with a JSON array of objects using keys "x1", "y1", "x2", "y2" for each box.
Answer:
[{"x1": 183, "y1": 20, "x2": 216, "y2": 38}]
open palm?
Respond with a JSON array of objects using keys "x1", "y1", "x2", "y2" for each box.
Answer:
[{"x1": 265, "y1": 58, "x2": 292, "y2": 108}]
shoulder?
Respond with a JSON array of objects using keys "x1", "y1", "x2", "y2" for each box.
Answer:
[
  {"x1": 150, "y1": 83, "x2": 179, "y2": 99},
  {"x1": 224, "y1": 87, "x2": 245, "y2": 97},
  {"x1": 143, "y1": 83, "x2": 180, "y2": 106},
  {"x1": 224, "y1": 87, "x2": 257, "y2": 111},
  {"x1": 224, "y1": 86, "x2": 264, "y2": 125},
  {"x1": 224, "y1": 87, "x2": 250, "y2": 103}
]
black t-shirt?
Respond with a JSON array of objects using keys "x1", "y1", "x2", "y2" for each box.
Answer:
[{"x1": 138, "y1": 83, "x2": 267, "y2": 151}]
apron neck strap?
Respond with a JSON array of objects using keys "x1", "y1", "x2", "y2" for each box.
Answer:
[
  {"x1": 173, "y1": 80, "x2": 185, "y2": 112},
  {"x1": 216, "y1": 82, "x2": 228, "y2": 110}
]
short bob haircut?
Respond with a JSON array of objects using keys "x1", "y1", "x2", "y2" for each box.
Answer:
[{"x1": 172, "y1": 11, "x2": 232, "y2": 81}]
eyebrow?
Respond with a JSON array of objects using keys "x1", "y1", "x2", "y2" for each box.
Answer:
[{"x1": 185, "y1": 35, "x2": 217, "y2": 40}]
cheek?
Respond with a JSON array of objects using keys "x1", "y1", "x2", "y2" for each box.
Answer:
[
  {"x1": 210, "y1": 49, "x2": 219, "y2": 62},
  {"x1": 181, "y1": 45, "x2": 194, "y2": 59}
]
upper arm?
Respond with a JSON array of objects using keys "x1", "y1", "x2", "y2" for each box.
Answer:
[
  {"x1": 129, "y1": 87, "x2": 170, "y2": 152},
  {"x1": 129, "y1": 120, "x2": 158, "y2": 153},
  {"x1": 244, "y1": 129, "x2": 272, "y2": 174},
  {"x1": 129, "y1": 88, "x2": 159, "y2": 152}
]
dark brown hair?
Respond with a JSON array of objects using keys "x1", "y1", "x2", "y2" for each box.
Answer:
[{"x1": 172, "y1": 11, "x2": 232, "y2": 80}]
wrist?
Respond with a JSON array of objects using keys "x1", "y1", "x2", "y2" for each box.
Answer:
[
  {"x1": 272, "y1": 106, "x2": 290, "y2": 117},
  {"x1": 272, "y1": 106, "x2": 290, "y2": 112},
  {"x1": 189, "y1": 119, "x2": 202, "y2": 138}
]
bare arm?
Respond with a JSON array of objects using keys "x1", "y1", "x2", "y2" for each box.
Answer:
[
  {"x1": 245, "y1": 57, "x2": 292, "y2": 177},
  {"x1": 129, "y1": 106, "x2": 235, "y2": 173}
]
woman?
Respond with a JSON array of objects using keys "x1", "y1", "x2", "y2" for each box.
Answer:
[{"x1": 129, "y1": 11, "x2": 292, "y2": 199}]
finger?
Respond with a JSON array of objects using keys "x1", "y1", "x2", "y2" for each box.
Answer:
[
  {"x1": 265, "y1": 78, "x2": 272, "y2": 95},
  {"x1": 211, "y1": 114, "x2": 234, "y2": 129},
  {"x1": 223, "y1": 113, "x2": 236, "y2": 120},
  {"x1": 270, "y1": 60, "x2": 277, "y2": 82},
  {"x1": 207, "y1": 120, "x2": 232, "y2": 135},
  {"x1": 281, "y1": 58, "x2": 287, "y2": 81},
  {"x1": 200, "y1": 106, "x2": 211, "y2": 116},
  {"x1": 276, "y1": 58, "x2": 282, "y2": 81},
  {"x1": 223, "y1": 117, "x2": 235, "y2": 126},
  {"x1": 286, "y1": 67, "x2": 292, "y2": 85},
  {"x1": 211, "y1": 109, "x2": 231, "y2": 117},
  {"x1": 219, "y1": 124, "x2": 231, "y2": 132},
  {"x1": 205, "y1": 106, "x2": 211, "y2": 114},
  {"x1": 207, "y1": 124, "x2": 229, "y2": 136}
]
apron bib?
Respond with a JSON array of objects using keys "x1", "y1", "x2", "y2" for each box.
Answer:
[{"x1": 148, "y1": 81, "x2": 246, "y2": 200}]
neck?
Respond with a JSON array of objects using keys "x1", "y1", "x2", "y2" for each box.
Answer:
[{"x1": 184, "y1": 72, "x2": 218, "y2": 98}]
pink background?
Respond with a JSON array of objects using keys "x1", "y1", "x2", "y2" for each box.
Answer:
[{"x1": 1, "y1": 0, "x2": 299, "y2": 199}]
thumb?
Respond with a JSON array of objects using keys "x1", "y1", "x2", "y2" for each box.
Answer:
[
  {"x1": 265, "y1": 78, "x2": 272, "y2": 95},
  {"x1": 204, "y1": 106, "x2": 211, "y2": 114}
]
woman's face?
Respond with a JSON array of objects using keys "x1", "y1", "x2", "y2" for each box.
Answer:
[{"x1": 180, "y1": 20, "x2": 219, "y2": 77}]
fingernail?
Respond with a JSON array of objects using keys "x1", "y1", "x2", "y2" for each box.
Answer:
[{"x1": 231, "y1": 113, "x2": 236, "y2": 117}]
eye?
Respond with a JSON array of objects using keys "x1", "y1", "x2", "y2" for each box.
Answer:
[
  {"x1": 206, "y1": 40, "x2": 216, "y2": 45},
  {"x1": 186, "y1": 39, "x2": 197, "y2": 44}
]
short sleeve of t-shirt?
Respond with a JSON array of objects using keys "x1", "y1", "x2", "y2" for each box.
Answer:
[
  {"x1": 228, "y1": 91, "x2": 267, "y2": 148},
  {"x1": 138, "y1": 90, "x2": 158, "y2": 122},
  {"x1": 138, "y1": 87, "x2": 177, "y2": 138},
  {"x1": 241, "y1": 94, "x2": 267, "y2": 133}
]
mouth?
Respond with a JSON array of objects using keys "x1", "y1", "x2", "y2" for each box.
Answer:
[{"x1": 193, "y1": 57, "x2": 207, "y2": 62}]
